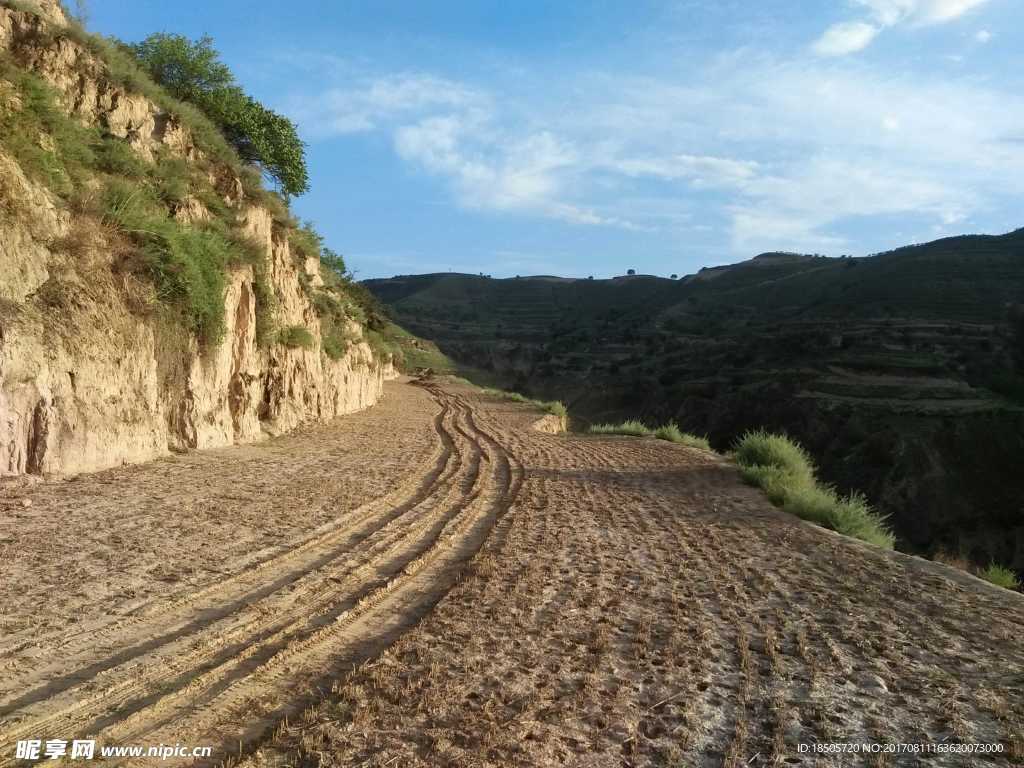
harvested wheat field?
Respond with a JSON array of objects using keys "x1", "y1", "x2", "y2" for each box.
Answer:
[{"x1": 1, "y1": 378, "x2": 1022, "y2": 768}]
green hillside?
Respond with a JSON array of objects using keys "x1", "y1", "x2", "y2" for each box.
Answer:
[{"x1": 366, "y1": 231, "x2": 1024, "y2": 572}]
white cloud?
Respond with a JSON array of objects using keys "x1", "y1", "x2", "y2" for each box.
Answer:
[
  {"x1": 730, "y1": 154, "x2": 973, "y2": 253},
  {"x1": 814, "y1": 0, "x2": 991, "y2": 56},
  {"x1": 293, "y1": 73, "x2": 486, "y2": 137},
  {"x1": 854, "y1": 0, "x2": 990, "y2": 25},
  {"x1": 289, "y1": 36, "x2": 1024, "y2": 257},
  {"x1": 394, "y1": 113, "x2": 638, "y2": 228},
  {"x1": 614, "y1": 154, "x2": 760, "y2": 185},
  {"x1": 560, "y1": 54, "x2": 1024, "y2": 254},
  {"x1": 975, "y1": 29, "x2": 993, "y2": 43},
  {"x1": 813, "y1": 22, "x2": 880, "y2": 56}
]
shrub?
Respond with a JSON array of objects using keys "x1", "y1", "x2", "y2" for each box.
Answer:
[
  {"x1": 980, "y1": 564, "x2": 1020, "y2": 591},
  {"x1": 365, "y1": 329, "x2": 402, "y2": 365},
  {"x1": 340, "y1": 278, "x2": 390, "y2": 331},
  {"x1": 734, "y1": 430, "x2": 895, "y2": 549},
  {"x1": 322, "y1": 332, "x2": 349, "y2": 360},
  {"x1": 288, "y1": 220, "x2": 323, "y2": 260},
  {"x1": 277, "y1": 325, "x2": 314, "y2": 350},
  {"x1": 321, "y1": 248, "x2": 347, "y2": 280}
]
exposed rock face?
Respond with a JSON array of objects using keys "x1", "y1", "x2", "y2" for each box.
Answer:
[
  {"x1": 0, "y1": 6, "x2": 388, "y2": 476},
  {"x1": 0, "y1": 5, "x2": 196, "y2": 162},
  {"x1": 0, "y1": 169, "x2": 387, "y2": 475},
  {"x1": 0, "y1": 154, "x2": 67, "y2": 303},
  {"x1": 531, "y1": 413, "x2": 567, "y2": 434}
]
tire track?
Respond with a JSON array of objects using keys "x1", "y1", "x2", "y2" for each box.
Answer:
[
  {"x1": 0, "y1": 401, "x2": 457, "y2": 723},
  {"x1": 0, "y1": 404, "x2": 453, "y2": 666},
  {"x1": 129, "y1": 384, "x2": 523, "y2": 762},
  {"x1": 0, "y1": 384, "x2": 525, "y2": 768}
]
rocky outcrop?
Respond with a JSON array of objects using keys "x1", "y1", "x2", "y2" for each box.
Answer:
[
  {"x1": 0, "y1": 4, "x2": 199, "y2": 163},
  {"x1": 531, "y1": 413, "x2": 567, "y2": 434},
  {"x1": 0, "y1": 163, "x2": 387, "y2": 475},
  {"x1": 0, "y1": 4, "x2": 388, "y2": 476}
]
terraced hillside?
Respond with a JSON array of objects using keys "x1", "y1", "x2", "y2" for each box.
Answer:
[
  {"x1": 365, "y1": 231, "x2": 1024, "y2": 572},
  {"x1": 1, "y1": 378, "x2": 1022, "y2": 767}
]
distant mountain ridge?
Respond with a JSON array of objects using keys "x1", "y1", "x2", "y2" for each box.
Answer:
[{"x1": 366, "y1": 228, "x2": 1024, "y2": 572}]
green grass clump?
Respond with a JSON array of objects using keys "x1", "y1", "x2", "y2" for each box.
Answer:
[
  {"x1": 322, "y1": 326, "x2": 359, "y2": 361},
  {"x1": 322, "y1": 333, "x2": 349, "y2": 361},
  {"x1": 980, "y1": 563, "x2": 1020, "y2": 591},
  {"x1": 365, "y1": 329, "x2": 401, "y2": 366},
  {"x1": 734, "y1": 430, "x2": 895, "y2": 549},
  {"x1": 589, "y1": 420, "x2": 651, "y2": 437},
  {"x1": 0, "y1": 55, "x2": 97, "y2": 197},
  {"x1": 380, "y1": 322, "x2": 456, "y2": 373},
  {"x1": 251, "y1": 261, "x2": 277, "y2": 348},
  {"x1": 102, "y1": 180, "x2": 231, "y2": 343},
  {"x1": 277, "y1": 325, "x2": 315, "y2": 350},
  {"x1": 151, "y1": 153, "x2": 190, "y2": 204},
  {"x1": 589, "y1": 420, "x2": 711, "y2": 450},
  {"x1": 483, "y1": 388, "x2": 567, "y2": 419},
  {"x1": 94, "y1": 135, "x2": 148, "y2": 177},
  {"x1": 545, "y1": 400, "x2": 568, "y2": 418},
  {"x1": 652, "y1": 422, "x2": 712, "y2": 450},
  {"x1": 733, "y1": 428, "x2": 815, "y2": 485}
]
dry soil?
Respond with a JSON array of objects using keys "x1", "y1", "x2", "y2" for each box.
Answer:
[{"x1": 1, "y1": 379, "x2": 1021, "y2": 768}]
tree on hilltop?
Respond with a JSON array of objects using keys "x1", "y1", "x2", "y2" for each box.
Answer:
[{"x1": 132, "y1": 34, "x2": 309, "y2": 197}]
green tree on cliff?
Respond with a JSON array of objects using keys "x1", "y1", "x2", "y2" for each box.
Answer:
[{"x1": 131, "y1": 33, "x2": 309, "y2": 197}]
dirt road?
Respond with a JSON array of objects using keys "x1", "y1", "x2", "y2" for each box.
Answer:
[{"x1": 1, "y1": 380, "x2": 1022, "y2": 767}]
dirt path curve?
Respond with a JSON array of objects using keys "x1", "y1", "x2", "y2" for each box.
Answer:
[{"x1": 2, "y1": 379, "x2": 1023, "y2": 767}]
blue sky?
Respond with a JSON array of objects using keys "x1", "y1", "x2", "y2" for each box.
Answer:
[{"x1": 87, "y1": 1, "x2": 1023, "y2": 278}]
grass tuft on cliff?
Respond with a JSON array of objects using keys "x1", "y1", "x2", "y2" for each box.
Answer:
[
  {"x1": 277, "y1": 325, "x2": 315, "y2": 350},
  {"x1": 733, "y1": 430, "x2": 816, "y2": 485},
  {"x1": 589, "y1": 420, "x2": 711, "y2": 450},
  {"x1": 980, "y1": 563, "x2": 1020, "y2": 591},
  {"x1": 100, "y1": 179, "x2": 238, "y2": 344},
  {"x1": 0, "y1": 4, "x2": 392, "y2": 362},
  {"x1": 0, "y1": 55, "x2": 96, "y2": 197},
  {"x1": 589, "y1": 420, "x2": 650, "y2": 437},
  {"x1": 483, "y1": 389, "x2": 567, "y2": 418},
  {"x1": 735, "y1": 430, "x2": 895, "y2": 549},
  {"x1": 652, "y1": 422, "x2": 712, "y2": 450}
]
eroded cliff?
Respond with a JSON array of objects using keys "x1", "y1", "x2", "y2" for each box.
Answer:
[{"x1": 0, "y1": 1, "x2": 394, "y2": 476}]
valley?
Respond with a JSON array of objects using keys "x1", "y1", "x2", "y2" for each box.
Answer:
[{"x1": 366, "y1": 238, "x2": 1024, "y2": 574}]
